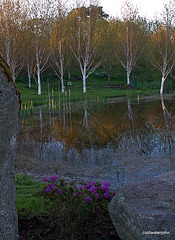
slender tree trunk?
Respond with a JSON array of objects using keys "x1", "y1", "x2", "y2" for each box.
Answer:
[
  {"x1": 11, "y1": 65, "x2": 15, "y2": 82},
  {"x1": 6, "y1": 29, "x2": 11, "y2": 66},
  {"x1": 160, "y1": 75, "x2": 165, "y2": 94},
  {"x1": 126, "y1": 26, "x2": 130, "y2": 85},
  {"x1": 35, "y1": 41, "x2": 41, "y2": 95},
  {"x1": 27, "y1": 64, "x2": 31, "y2": 88},
  {"x1": 83, "y1": 72, "x2": 86, "y2": 93},
  {"x1": 60, "y1": 60, "x2": 64, "y2": 93},
  {"x1": 6, "y1": 50, "x2": 10, "y2": 67},
  {"x1": 68, "y1": 70, "x2": 71, "y2": 80},
  {"x1": 59, "y1": 42, "x2": 65, "y2": 93},
  {"x1": 170, "y1": 72, "x2": 173, "y2": 91},
  {"x1": 108, "y1": 65, "x2": 112, "y2": 87},
  {"x1": 61, "y1": 72, "x2": 64, "y2": 93},
  {"x1": 37, "y1": 60, "x2": 41, "y2": 95},
  {"x1": 127, "y1": 70, "x2": 130, "y2": 84},
  {"x1": 83, "y1": 65, "x2": 87, "y2": 93}
]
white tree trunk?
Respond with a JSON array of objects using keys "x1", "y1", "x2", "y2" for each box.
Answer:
[
  {"x1": 127, "y1": 70, "x2": 130, "y2": 84},
  {"x1": 61, "y1": 75, "x2": 64, "y2": 93},
  {"x1": 68, "y1": 70, "x2": 71, "y2": 80},
  {"x1": 160, "y1": 76, "x2": 165, "y2": 94},
  {"x1": 37, "y1": 62, "x2": 41, "y2": 95},
  {"x1": 27, "y1": 64, "x2": 31, "y2": 88},
  {"x1": 6, "y1": 30, "x2": 11, "y2": 66},
  {"x1": 12, "y1": 66, "x2": 15, "y2": 83},
  {"x1": 60, "y1": 60, "x2": 64, "y2": 93},
  {"x1": 6, "y1": 50, "x2": 10, "y2": 67},
  {"x1": 59, "y1": 41, "x2": 64, "y2": 93},
  {"x1": 83, "y1": 71, "x2": 86, "y2": 93},
  {"x1": 36, "y1": 51, "x2": 41, "y2": 95}
]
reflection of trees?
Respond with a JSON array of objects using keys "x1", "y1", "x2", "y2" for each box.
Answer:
[
  {"x1": 159, "y1": 95, "x2": 175, "y2": 154},
  {"x1": 112, "y1": 98, "x2": 147, "y2": 153},
  {"x1": 17, "y1": 97, "x2": 175, "y2": 166},
  {"x1": 161, "y1": 95, "x2": 175, "y2": 131},
  {"x1": 52, "y1": 101, "x2": 113, "y2": 153},
  {"x1": 38, "y1": 106, "x2": 43, "y2": 161},
  {"x1": 73, "y1": 102, "x2": 113, "y2": 151}
]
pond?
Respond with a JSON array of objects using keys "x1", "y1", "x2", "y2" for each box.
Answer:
[{"x1": 16, "y1": 94, "x2": 175, "y2": 190}]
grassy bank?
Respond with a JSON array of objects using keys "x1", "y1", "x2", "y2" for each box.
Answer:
[
  {"x1": 16, "y1": 174, "x2": 120, "y2": 240},
  {"x1": 16, "y1": 73, "x2": 163, "y2": 107}
]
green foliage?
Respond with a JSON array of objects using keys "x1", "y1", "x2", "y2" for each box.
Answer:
[
  {"x1": 16, "y1": 174, "x2": 118, "y2": 239},
  {"x1": 15, "y1": 174, "x2": 44, "y2": 214}
]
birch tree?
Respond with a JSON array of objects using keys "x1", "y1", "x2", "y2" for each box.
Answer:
[
  {"x1": 115, "y1": 0, "x2": 145, "y2": 84},
  {"x1": 50, "y1": 0, "x2": 70, "y2": 93},
  {"x1": 0, "y1": 0, "x2": 24, "y2": 82},
  {"x1": 25, "y1": 0, "x2": 52, "y2": 95},
  {"x1": 148, "y1": 0, "x2": 175, "y2": 94},
  {"x1": 68, "y1": 2, "x2": 108, "y2": 93},
  {"x1": 22, "y1": 20, "x2": 36, "y2": 88},
  {"x1": 101, "y1": 18, "x2": 117, "y2": 86}
]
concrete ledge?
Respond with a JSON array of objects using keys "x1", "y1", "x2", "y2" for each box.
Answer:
[{"x1": 108, "y1": 171, "x2": 175, "y2": 240}]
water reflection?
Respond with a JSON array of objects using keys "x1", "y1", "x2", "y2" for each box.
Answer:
[{"x1": 16, "y1": 96, "x2": 175, "y2": 190}]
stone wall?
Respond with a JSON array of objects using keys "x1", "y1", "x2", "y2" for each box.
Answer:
[{"x1": 0, "y1": 57, "x2": 20, "y2": 240}]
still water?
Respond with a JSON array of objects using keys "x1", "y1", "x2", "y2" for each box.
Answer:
[{"x1": 16, "y1": 95, "x2": 175, "y2": 190}]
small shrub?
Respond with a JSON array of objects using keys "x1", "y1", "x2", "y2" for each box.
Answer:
[
  {"x1": 39, "y1": 176, "x2": 116, "y2": 239},
  {"x1": 18, "y1": 175, "x2": 119, "y2": 239}
]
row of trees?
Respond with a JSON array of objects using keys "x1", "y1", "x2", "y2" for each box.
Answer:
[{"x1": 0, "y1": 0, "x2": 175, "y2": 95}]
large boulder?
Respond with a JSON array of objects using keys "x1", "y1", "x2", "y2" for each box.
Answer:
[
  {"x1": 0, "y1": 57, "x2": 20, "y2": 240},
  {"x1": 109, "y1": 171, "x2": 175, "y2": 240}
]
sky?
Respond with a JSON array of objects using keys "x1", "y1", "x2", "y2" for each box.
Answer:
[{"x1": 100, "y1": 0, "x2": 166, "y2": 19}]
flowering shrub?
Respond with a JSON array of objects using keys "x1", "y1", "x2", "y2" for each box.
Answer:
[
  {"x1": 42, "y1": 175, "x2": 115, "y2": 207},
  {"x1": 39, "y1": 175, "x2": 117, "y2": 239}
]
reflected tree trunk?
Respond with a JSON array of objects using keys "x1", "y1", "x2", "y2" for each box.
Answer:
[
  {"x1": 73, "y1": 100, "x2": 113, "y2": 154},
  {"x1": 39, "y1": 106, "x2": 43, "y2": 168},
  {"x1": 161, "y1": 95, "x2": 173, "y2": 131},
  {"x1": 62, "y1": 94, "x2": 66, "y2": 159},
  {"x1": 114, "y1": 98, "x2": 144, "y2": 152},
  {"x1": 160, "y1": 95, "x2": 174, "y2": 153}
]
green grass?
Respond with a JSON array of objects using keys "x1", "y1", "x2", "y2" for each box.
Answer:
[
  {"x1": 16, "y1": 74, "x2": 161, "y2": 107},
  {"x1": 15, "y1": 174, "x2": 44, "y2": 214}
]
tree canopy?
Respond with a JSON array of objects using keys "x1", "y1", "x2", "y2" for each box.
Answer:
[{"x1": 0, "y1": 0, "x2": 174, "y2": 94}]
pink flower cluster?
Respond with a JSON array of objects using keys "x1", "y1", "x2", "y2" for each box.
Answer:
[{"x1": 43, "y1": 176, "x2": 116, "y2": 204}]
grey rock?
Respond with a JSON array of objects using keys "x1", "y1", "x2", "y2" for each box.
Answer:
[
  {"x1": 109, "y1": 171, "x2": 175, "y2": 240},
  {"x1": 0, "y1": 57, "x2": 20, "y2": 240}
]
